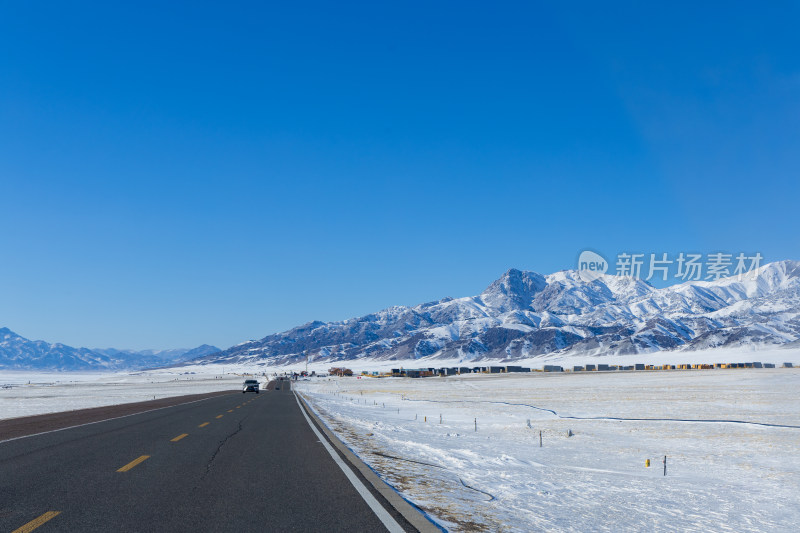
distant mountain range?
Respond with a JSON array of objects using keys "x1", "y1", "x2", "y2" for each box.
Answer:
[
  {"x1": 194, "y1": 260, "x2": 800, "y2": 367},
  {"x1": 0, "y1": 328, "x2": 219, "y2": 371},
  {"x1": 4, "y1": 260, "x2": 799, "y2": 371}
]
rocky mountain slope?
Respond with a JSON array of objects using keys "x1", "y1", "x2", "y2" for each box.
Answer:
[{"x1": 196, "y1": 260, "x2": 800, "y2": 366}]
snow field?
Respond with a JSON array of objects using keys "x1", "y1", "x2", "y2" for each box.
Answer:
[
  {"x1": 0, "y1": 370, "x2": 247, "y2": 420},
  {"x1": 295, "y1": 370, "x2": 800, "y2": 532}
]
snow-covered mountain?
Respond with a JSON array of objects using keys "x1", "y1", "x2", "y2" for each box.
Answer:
[
  {"x1": 0, "y1": 328, "x2": 117, "y2": 371},
  {"x1": 0, "y1": 329, "x2": 220, "y2": 371},
  {"x1": 196, "y1": 260, "x2": 800, "y2": 366},
  {"x1": 93, "y1": 344, "x2": 221, "y2": 369}
]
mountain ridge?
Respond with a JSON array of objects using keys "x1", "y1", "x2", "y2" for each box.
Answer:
[
  {"x1": 0, "y1": 328, "x2": 220, "y2": 371},
  {"x1": 4, "y1": 260, "x2": 798, "y2": 370},
  {"x1": 195, "y1": 260, "x2": 800, "y2": 366}
]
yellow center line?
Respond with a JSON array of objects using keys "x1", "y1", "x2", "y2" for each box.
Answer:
[
  {"x1": 236, "y1": 406, "x2": 241, "y2": 409},
  {"x1": 11, "y1": 511, "x2": 61, "y2": 533},
  {"x1": 216, "y1": 415, "x2": 224, "y2": 418},
  {"x1": 198, "y1": 422, "x2": 210, "y2": 428},
  {"x1": 227, "y1": 410, "x2": 233, "y2": 413},
  {"x1": 117, "y1": 455, "x2": 150, "y2": 472},
  {"x1": 170, "y1": 433, "x2": 188, "y2": 442}
]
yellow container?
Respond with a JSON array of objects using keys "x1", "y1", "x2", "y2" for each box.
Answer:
[{"x1": 645, "y1": 459, "x2": 651, "y2": 467}]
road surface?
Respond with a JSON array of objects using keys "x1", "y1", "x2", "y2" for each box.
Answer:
[{"x1": 0, "y1": 380, "x2": 417, "y2": 532}]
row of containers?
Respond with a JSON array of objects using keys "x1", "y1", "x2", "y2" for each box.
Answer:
[
  {"x1": 384, "y1": 362, "x2": 795, "y2": 378},
  {"x1": 570, "y1": 361, "x2": 792, "y2": 372},
  {"x1": 389, "y1": 366, "x2": 531, "y2": 378}
]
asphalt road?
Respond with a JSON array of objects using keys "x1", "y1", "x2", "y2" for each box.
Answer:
[{"x1": 0, "y1": 381, "x2": 409, "y2": 532}]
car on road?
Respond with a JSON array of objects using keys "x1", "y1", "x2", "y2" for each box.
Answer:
[{"x1": 242, "y1": 379, "x2": 260, "y2": 394}]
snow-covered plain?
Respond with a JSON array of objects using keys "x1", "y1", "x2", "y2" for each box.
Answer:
[
  {"x1": 295, "y1": 369, "x2": 800, "y2": 532},
  {"x1": 4, "y1": 351, "x2": 800, "y2": 531},
  {"x1": 0, "y1": 370, "x2": 246, "y2": 420}
]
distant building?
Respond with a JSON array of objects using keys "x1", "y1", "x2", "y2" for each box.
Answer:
[{"x1": 404, "y1": 369, "x2": 435, "y2": 378}]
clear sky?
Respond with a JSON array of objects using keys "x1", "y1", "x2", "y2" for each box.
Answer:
[{"x1": 1, "y1": 1, "x2": 798, "y2": 350}]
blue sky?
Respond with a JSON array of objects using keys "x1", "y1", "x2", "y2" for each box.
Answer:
[{"x1": 1, "y1": 1, "x2": 798, "y2": 350}]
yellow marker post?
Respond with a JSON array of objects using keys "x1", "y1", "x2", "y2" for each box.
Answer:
[
  {"x1": 11, "y1": 511, "x2": 61, "y2": 533},
  {"x1": 645, "y1": 459, "x2": 651, "y2": 467},
  {"x1": 117, "y1": 455, "x2": 150, "y2": 472}
]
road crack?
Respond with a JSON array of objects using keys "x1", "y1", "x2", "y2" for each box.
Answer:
[{"x1": 201, "y1": 420, "x2": 243, "y2": 480}]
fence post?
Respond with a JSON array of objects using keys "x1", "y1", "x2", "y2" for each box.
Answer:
[{"x1": 539, "y1": 430, "x2": 542, "y2": 447}]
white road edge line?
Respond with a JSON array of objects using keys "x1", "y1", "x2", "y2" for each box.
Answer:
[
  {"x1": 293, "y1": 390, "x2": 405, "y2": 533},
  {"x1": 0, "y1": 394, "x2": 230, "y2": 444}
]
